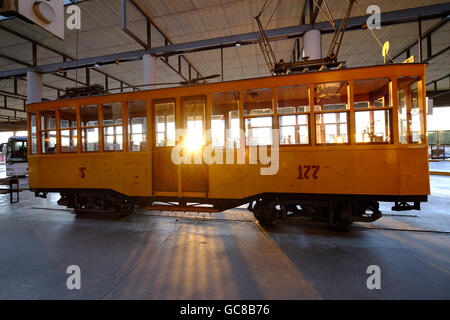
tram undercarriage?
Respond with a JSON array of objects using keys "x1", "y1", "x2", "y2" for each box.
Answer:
[{"x1": 34, "y1": 189, "x2": 425, "y2": 227}]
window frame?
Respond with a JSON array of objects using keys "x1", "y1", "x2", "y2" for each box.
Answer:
[
  {"x1": 152, "y1": 98, "x2": 176, "y2": 148},
  {"x1": 102, "y1": 102, "x2": 125, "y2": 152},
  {"x1": 242, "y1": 88, "x2": 275, "y2": 147},
  {"x1": 352, "y1": 78, "x2": 394, "y2": 145},
  {"x1": 79, "y1": 104, "x2": 101, "y2": 153},
  {"x1": 59, "y1": 106, "x2": 79, "y2": 153}
]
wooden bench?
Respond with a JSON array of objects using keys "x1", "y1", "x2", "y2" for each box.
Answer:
[{"x1": 0, "y1": 177, "x2": 20, "y2": 203}]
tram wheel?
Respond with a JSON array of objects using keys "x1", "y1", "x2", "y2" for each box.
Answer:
[
  {"x1": 118, "y1": 201, "x2": 135, "y2": 217},
  {"x1": 253, "y1": 199, "x2": 276, "y2": 226}
]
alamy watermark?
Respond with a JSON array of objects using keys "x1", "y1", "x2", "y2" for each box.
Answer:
[
  {"x1": 366, "y1": 265, "x2": 381, "y2": 290},
  {"x1": 367, "y1": 5, "x2": 381, "y2": 30},
  {"x1": 66, "y1": 265, "x2": 81, "y2": 290},
  {"x1": 66, "y1": 5, "x2": 81, "y2": 30},
  {"x1": 170, "y1": 129, "x2": 280, "y2": 176}
]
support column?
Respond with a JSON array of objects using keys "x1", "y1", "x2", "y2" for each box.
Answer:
[
  {"x1": 27, "y1": 71, "x2": 43, "y2": 104},
  {"x1": 303, "y1": 29, "x2": 322, "y2": 60},
  {"x1": 142, "y1": 54, "x2": 157, "y2": 90}
]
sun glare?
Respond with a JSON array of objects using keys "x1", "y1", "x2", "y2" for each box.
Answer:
[{"x1": 185, "y1": 120, "x2": 204, "y2": 152}]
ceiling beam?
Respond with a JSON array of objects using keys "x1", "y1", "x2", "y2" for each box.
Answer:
[
  {"x1": 392, "y1": 17, "x2": 449, "y2": 62},
  {"x1": 0, "y1": 2, "x2": 449, "y2": 79},
  {"x1": 121, "y1": 0, "x2": 202, "y2": 81},
  {"x1": 0, "y1": 24, "x2": 138, "y2": 90}
]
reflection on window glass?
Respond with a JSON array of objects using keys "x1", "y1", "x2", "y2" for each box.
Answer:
[
  {"x1": 41, "y1": 131, "x2": 57, "y2": 153},
  {"x1": 155, "y1": 102, "x2": 175, "y2": 147},
  {"x1": 313, "y1": 82, "x2": 348, "y2": 111},
  {"x1": 212, "y1": 92, "x2": 240, "y2": 148},
  {"x1": 410, "y1": 85, "x2": 424, "y2": 144},
  {"x1": 61, "y1": 130, "x2": 78, "y2": 153},
  {"x1": 398, "y1": 78, "x2": 424, "y2": 144},
  {"x1": 30, "y1": 113, "x2": 37, "y2": 154},
  {"x1": 184, "y1": 98, "x2": 205, "y2": 151},
  {"x1": 81, "y1": 128, "x2": 99, "y2": 152},
  {"x1": 128, "y1": 101, "x2": 147, "y2": 152},
  {"x1": 355, "y1": 110, "x2": 391, "y2": 143},
  {"x1": 279, "y1": 115, "x2": 309, "y2": 145},
  {"x1": 41, "y1": 110, "x2": 56, "y2": 130},
  {"x1": 315, "y1": 112, "x2": 348, "y2": 144},
  {"x1": 245, "y1": 117, "x2": 273, "y2": 146},
  {"x1": 243, "y1": 88, "x2": 273, "y2": 115},
  {"x1": 398, "y1": 89, "x2": 408, "y2": 144}
]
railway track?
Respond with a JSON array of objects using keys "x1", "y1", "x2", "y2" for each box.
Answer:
[{"x1": 30, "y1": 206, "x2": 450, "y2": 235}]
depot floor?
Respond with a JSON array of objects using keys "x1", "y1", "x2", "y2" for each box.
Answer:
[{"x1": 0, "y1": 176, "x2": 449, "y2": 299}]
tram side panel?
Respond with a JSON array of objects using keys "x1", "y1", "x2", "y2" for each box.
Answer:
[
  {"x1": 207, "y1": 147, "x2": 429, "y2": 200},
  {"x1": 28, "y1": 152, "x2": 153, "y2": 197}
]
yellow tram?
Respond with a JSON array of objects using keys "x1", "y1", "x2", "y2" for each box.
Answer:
[{"x1": 27, "y1": 63, "x2": 429, "y2": 225}]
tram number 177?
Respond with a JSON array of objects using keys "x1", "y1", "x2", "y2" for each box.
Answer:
[{"x1": 298, "y1": 165, "x2": 320, "y2": 180}]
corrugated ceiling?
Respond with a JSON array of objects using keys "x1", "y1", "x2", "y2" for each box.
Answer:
[{"x1": 0, "y1": 0, "x2": 449, "y2": 114}]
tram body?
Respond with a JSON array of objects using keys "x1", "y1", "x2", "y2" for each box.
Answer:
[{"x1": 27, "y1": 64, "x2": 429, "y2": 225}]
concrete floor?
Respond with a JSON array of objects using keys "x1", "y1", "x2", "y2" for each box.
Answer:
[
  {"x1": 429, "y1": 160, "x2": 450, "y2": 173},
  {"x1": 0, "y1": 175, "x2": 449, "y2": 299}
]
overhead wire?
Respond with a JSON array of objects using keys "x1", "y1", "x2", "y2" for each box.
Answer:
[
  {"x1": 265, "y1": 0, "x2": 282, "y2": 29},
  {"x1": 355, "y1": 0, "x2": 394, "y2": 63}
]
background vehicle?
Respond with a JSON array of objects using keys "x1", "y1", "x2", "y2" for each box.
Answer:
[
  {"x1": 0, "y1": 143, "x2": 6, "y2": 163},
  {"x1": 26, "y1": 64, "x2": 429, "y2": 226},
  {"x1": 5, "y1": 137, "x2": 28, "y2": 177}
]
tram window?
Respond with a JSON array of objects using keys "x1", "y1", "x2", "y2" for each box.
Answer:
[
  {"x1": 80, "y1": 105, "x2": 99, "y2": 152},
  {"x1": 40, "y1": 110, "x2": 56, "y2": 130},
  {"x1": 313, "y1": 82, "x2": 348, "y2": 111},
  {"x1": 373, "y1": 99, "x2": 384, "y2": 108},
  {"x1": 212, "y1": 92, "x2": 240, "y2": 148},
  {"x1": 279, "y1": 115, "x2": 309, "y2": 145},
  {"x1": 80, "y1": 105, "x2": 99, "y2": 127},
  {"x1": 128, "y1": 101, "x2": 148, "y2": 152},
  {"x1": 354, "y1": 78, "x2": 391, "y2": 109},
  {"x1": 184, "y1": 97, "x2": 206, "y2": 150},
  {"x1": 41, "y1": 131, "x2": 57, "y2": 154},
  {"x1": 81, "y1": 128, "x2": 99, "y2": 152},
  {"x1": 103, "y1": 103, "x2": 123, "y2": 151},
  {"x1": 398, "y1": 77, "x2": 424, "y2": 144},
  {"x1": 244, "y1": 88, "x2": 274, "y2": 146},
  {"x1": 355, "y1": 110, "x2": 391, "y2": 143},
  {"x1": 154, "y1": 101, "x2": 175, "y2": 147},
  {"x1": 353, "y1": 78, "x2": 392, "y2": 144},
  {"x1": 103, "y1": 103, "x2": 123, "y2": 125},
  {"x1": 277, "y1": 85, "x2": 310, "y2": 113},
  {"x1": 60, "y1": 107, "x2": 77, "y2": 128},
  {"x1": 30, "y1": 113, "x2": 37, "y2": 154},
  {"x1": 61, "y1": 130, "x2": 78, "y2": 153},
  {"x1": 245, "y1": 117, "x2": 273, "y2": 146},
  {"x1": 243, "y1": 88, "x2": 273, "y2": 115},
  {"x1": 355, "y1": 102, "x2": 370, "y2": 109},
  {"x1": 315, "y1": 112, "x2": 348, "y2": 144},
  {"x1": 277, "y1": 85, "x2": 310, "y2": 145}
]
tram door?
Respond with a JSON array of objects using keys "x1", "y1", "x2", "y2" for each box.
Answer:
[
  {"x1": 181, "y1": 96, "x2": 208, "y2": 194},
  {"x1": 152, "y1": 100, "x2": 178, "y2": 193}
]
